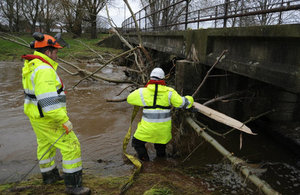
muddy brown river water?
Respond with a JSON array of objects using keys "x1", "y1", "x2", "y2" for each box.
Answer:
[
  {"x1": 0, "y1": 61, "x2": 300, "y2": 194},
  {"x1": 0, "y1": 61, "x2": 135, "y2": 183}
]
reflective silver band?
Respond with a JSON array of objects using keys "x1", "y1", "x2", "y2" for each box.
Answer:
[
  {"x1": 62, "y1": 157, "x2": 82, "y2": 165},
  {"x1": 139, "y1": 88, "x2": 146, "y2": 106},
  {"x1": 63, "y1": 166, "x2": 82, "y2": 173},
  {"x1": 39, "y1": 156, "x2": 55, "y2": 165},
  {"x1": 168, "y1": 91, "x2": 172, "y2": 105},
  {"x1": 142, "y1": 116, "x2": 171, "y2": 123},
  {"x1": 24, "y1": 89, "x2": 35, "y2": 95},
  {"x1": 40, "y1": 164, "x2": 56, "y2": 173},
  {"x1": 24, "y1": 98, "x2": 38, "y2": 105},
  {"x1": 179, "y1": 97, "x2": 190, "y2": 108},
  {"x1": 37, "y1": 93, "x2": 66, "y2": 112},
  {"x1": 142, "y1": 109, "x2": 171, "y2": 123}
]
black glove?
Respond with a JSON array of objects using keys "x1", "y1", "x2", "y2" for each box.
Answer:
[{"x1": 187, "y1": 106, "x2": 198, "y2": 113}]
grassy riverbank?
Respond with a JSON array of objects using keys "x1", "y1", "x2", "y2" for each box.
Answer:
[
  {"x1": 0, "y1": 33, "x2": 123, "y2": 61},
  {"x1": 0, "y1": 161, "x2": 210, "y2": 195}
]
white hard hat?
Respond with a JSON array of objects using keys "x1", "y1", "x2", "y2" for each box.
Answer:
[{"x1": 150, "y1": 68, "x2": 165, "y2": 80}]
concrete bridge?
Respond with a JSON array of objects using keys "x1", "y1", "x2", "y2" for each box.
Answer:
[
  {"x1": 119, "y1": 1, "x2": 300, "y2": 123},
  {"x1": 123, "y1": 24, "x2": 300, "y2": 95}
]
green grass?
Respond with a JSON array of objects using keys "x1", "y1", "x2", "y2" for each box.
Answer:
[
  {"x1": 0, "y1": 165, "x2": 210, "y2": 195},
  {"x1": 0, "y1": 33, "x2": 123, "y2": 61}
]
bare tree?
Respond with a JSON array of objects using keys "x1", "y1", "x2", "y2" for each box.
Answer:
[
  {"x1": 0, "y1": 0, "x2": 22, "y2": 32},
  {"x1": 140, "y1": 0, "x2": 190, "y2": 31},
  {"x1": 83, "y1": 0, "x2": 106, "y2": 39},
  {"x1": 21, "y1": 0, "x2": 41, "y2": 33},
  {"x1": 39, "y1": 0, "x2": 60, "y2": 33},
  {"x1": 60, "y1": 0, "x2": 84, "y2": 37},
  {"x1": 249, "y1": 0, "x2": 282, "y2": 25}
]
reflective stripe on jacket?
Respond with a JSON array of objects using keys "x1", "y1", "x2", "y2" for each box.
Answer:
[
  {"x1": 127, "y1": 84, "x2": 194, "y2": 144},
  {"x1": 22, "y1": 51, "x2": 69, "y2": 125}
]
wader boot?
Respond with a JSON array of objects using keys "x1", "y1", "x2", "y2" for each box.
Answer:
[
  {"x1": 132, "y1": 137, "x2": 149, "y2": 161},
  {"x1": 154, "y1": 143, "x2": 166, "y2": 158},
  {"x1": 42, "y1": 167, "x2": 63, "y2": 184},
  {"x1": 64, "y1": 170, "x2": 91, "y2": 195}
]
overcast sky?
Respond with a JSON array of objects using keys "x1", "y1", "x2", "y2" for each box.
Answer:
[{"x1": 100, "y1": 0, "x2": 141, "y2": 27}]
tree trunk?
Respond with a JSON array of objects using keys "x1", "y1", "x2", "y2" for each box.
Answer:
[
  {"x1": 15, "y1": 1, "x2": 20, "y2": 32},
  {"x1": 90, "y1": 14, "x2": 97, "y2": 39},
  {"x1": 73, "y1": 0, "x2": 83, "y2": 37}
]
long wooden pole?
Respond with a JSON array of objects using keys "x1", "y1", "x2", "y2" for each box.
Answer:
[
  {"x1": 186, "y1": 117, "x2": 280, "y2": 195},
  {"x1": 193, "y1": 102, "x2": 255, "y2": 135}
]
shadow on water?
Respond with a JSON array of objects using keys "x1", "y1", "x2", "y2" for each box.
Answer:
[{"x1": 0, "y1": 61, "x2": 299, "y2": 194}]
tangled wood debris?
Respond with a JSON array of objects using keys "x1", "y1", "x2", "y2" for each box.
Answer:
[{"x1": 0, "y1": 3, "x2": 279, "y2": 192}]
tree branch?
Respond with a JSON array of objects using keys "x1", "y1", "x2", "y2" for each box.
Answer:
[
  {"x1": 192, "y1": 49, "x2": 228, "y2": 97},
  {"x1": 72, "y1": 46, "x2": 139, "y2": 88}
]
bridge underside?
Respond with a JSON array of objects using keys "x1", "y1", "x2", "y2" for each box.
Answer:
[{"x1": 124, "y1": 24, "x2": 300, "y2": 94}]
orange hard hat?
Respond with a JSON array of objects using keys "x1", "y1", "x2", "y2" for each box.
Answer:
[{"x1": 30, "y1": 32, "x2": 66, "y2": 49}]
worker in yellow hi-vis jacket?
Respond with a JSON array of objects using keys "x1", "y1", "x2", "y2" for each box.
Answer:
[
  {"x1": 127, "y1": 68, "x2": 194, "y2": 161},
  {"x1": 21, "y1": 32, "x2": 90, "y2": 195}
]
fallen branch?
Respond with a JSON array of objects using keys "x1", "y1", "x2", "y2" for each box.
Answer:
[
  {"x1": 58, "y1": 64, "x2": 79, "y2": 76},
  {"x1": 58, "y1": 58, "x2": 84, "y2": 70},
  {"x1": 192, "y1": 49, "x2": 228, "y2": 97},
  {"x1": 106, "y1": 97, "x2": 127, "y2": 102},
  {"x1": 223, "y1": 109, "x2": 275, "y2": 136},
  {"x1": 105, "y1": 3, "x2": 146, "y2": 83},
  {"x1": 122, "y1": 0, "x2": 154, "y2": 78},
  {"x1": 0, "y1": 32, "x2": 28, "y2": 45},
  {"x1": 116, "y1": 84, "x2": 135, "y2": 96},
  {"x1": 75, "y1": 39, "x2": 104, "y2": 60},
  {"x1": 203, "y1": 90, "x2": 247, "y2": 106},
  {"x1": 0, "y1": 34, "x2": 29, "y2": 48},
  {"x1": 92, "y1": 74, "x2": 132, "y2": 83},
  {"x1": 194, "y1": 119, "x2": 224, "y2": 137},
  {"x1": 125, "y1": 67, "x2": 142, "y2": 73},
  {"x1": 186, "y1": 117, "x2": 280, "y2": 195},
  {"x1": 73, "y1": 46, "x2": 139, "y2": 88},
  {"x1": 123, "y1": 0, "x2": 142, "y2": 45},
  {"x1": 181, "y1": 140, "x2": 205, "y2": 163}
]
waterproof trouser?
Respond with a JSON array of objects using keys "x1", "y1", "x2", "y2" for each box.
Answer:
[
  {"x1": 30, "y1": 117, "x2": 82, "y2": 174},
  {"x1": 132, "y1": 137, "x2": 166, "y2": 161}
]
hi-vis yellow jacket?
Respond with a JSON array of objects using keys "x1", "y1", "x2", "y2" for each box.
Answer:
[
  {"x1": 127, "y1": 83, "x2": 194, "y2": 144},
  {"x1": 22, "y1": 51, "x2": 69, "y2": 125}
]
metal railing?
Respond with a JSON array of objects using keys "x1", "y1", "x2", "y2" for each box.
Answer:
[{"x1": 121, "y1": 0, "x2": 300, "y2": 32}]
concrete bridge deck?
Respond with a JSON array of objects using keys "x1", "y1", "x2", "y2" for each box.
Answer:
[{"x1": 123, "y1": 24, "x2": 300, "y2": 94}]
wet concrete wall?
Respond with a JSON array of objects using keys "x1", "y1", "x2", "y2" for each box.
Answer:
[
  {"x1": 175, "y1": 60, "x2": 299, "y2": 122},
  {"x1": 175, "y1": 59, "x2": 300, "y2": 157}
]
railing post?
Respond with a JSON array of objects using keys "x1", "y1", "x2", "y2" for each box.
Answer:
[
  {"x1": 185, "y1": 0, "x2": 189, "y2": 30},
  {"x1": 197, "y1": 10, "x2": 200, "y2": 29},
  {"x1": 144, "y1": 7, "x2": 147, "y2": 31},
  {"x1": 215, "y1": 6, "x2": 218, "y2": 27},
  {"x1": 239, "y1": 0, "x2": 244, "y2": 27},
  {"x1": 224, "y1": 0, "x2": 229, "y2": 28},
  {"x1": 278, "y1": 0, "x2": 284, "y2": 24}
]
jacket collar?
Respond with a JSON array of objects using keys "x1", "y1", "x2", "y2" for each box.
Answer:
[{"x1": 33, "y1": 51, "x2": 58, "y2": 70}]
